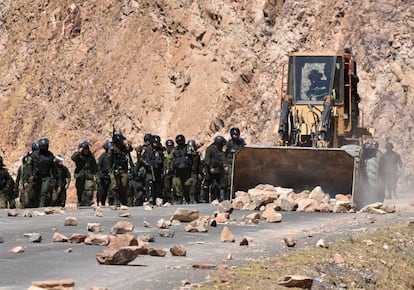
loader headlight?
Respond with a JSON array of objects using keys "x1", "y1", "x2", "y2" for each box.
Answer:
[{"x1": 343, "y1": 113, "x2": 349, "y2": 120}]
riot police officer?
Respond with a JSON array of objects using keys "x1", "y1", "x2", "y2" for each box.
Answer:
[
  {"x1": 109, "y1": 133, "x2": 133, "y2": 206},
  {"x1": 72, "y1": 141, "x2": 98, "y2": 206}
]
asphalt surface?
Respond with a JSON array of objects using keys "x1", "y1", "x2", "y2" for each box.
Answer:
[{"x1": 0, "y1": 202, "x2": 412, "y2": 290}]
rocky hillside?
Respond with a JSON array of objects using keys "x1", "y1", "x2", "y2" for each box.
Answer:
[{"x1": 0, "y1": 0, "x2": 413, "y2": 188}]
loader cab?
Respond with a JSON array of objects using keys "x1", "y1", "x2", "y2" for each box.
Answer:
[{"x1": 287, "y1": 54, "x2": 344, "y2": 105}]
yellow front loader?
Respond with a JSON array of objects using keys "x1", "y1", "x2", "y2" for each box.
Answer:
[{"x1": 232, "y1": 51, "x2": 384, "y2": 209}]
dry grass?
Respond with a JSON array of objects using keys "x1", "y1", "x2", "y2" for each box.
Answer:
[{"x1": 201, "y1": 223, "x2": 414, "y2": 289}]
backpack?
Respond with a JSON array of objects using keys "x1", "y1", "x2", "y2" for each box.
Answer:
[{"x1": 173, "y1": 147, "x2": 192, "y2": 170}]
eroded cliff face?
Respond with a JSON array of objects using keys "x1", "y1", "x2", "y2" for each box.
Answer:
[{"x1": 0, "y1": 0, "x2": 413, "y2": 190}]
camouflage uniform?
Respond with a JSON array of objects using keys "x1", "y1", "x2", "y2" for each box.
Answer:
[
  {"x1": 143, "y1": 142, "x2": 164, "y2": 204},
  {"x1": 72, "y1": 144, "x2": 98, "y2": 206},
  {"x1": 97, "y1": 148, "x2": 112, "y2": 206},
  {"x1": 204, "y1": 136, "x2": 227, "y2": 201},
  {"x1": 52, "y1": 158, "x2": 71, "y2": 207},
  {"x1": 188, "y1": 141, "x2": 201, "y2": 203},
  {"x1": 172, "y1": 141, "x2": 193, "y2": 204},
  {"x1": 109, "y1": 134, "x2": 133, "y2": 206},
  {"x1": 225, "y1": 133, "x2": 245, "y2": 198},
  {"x1": 128, "y1": 159, "x2": 146, "y2": 206},
  {"x1": 0, "y1": 158, "x2": 15, "y2": 209},
  {"x1": 31, "y1": 140, "x2": 57, "y2": 207},
  {"x1": 163, "y1": 145, "x2": 174, "y2": 203}
]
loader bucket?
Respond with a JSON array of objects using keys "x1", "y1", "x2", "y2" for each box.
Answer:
[{"x1": 232, "y1": 146, "x2": 356, "y2": 198}]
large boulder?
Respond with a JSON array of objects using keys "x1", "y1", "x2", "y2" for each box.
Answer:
[
  {"x1": 170, "y1": 208, "x2": 199, "y2": 222},
  {"x1": 96, "y1": 246, "x2": 140, "y2": 265}
]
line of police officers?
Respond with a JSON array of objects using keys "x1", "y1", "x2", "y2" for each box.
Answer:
[{"x1": 0, "y1": 127, "x2": 245, "y2": 209}]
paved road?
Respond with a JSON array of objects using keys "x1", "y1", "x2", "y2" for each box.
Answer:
[{"x1": 0, "y1": 203, "x2": 412, "y2": 290}]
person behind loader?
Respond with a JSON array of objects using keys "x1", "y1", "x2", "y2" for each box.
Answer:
[
  {"x1": 225, "y1": 127, "x2": 246, "y2": 198},
  {"x1": 72, "y1": 141, "x2": 98, "y2": 206},
  {"x1": 97, "y1": 141, "x2": 112, "y2": 206},
  {"x1": 31, "y1": 137, "x2": 57, "y2": 207},
  {"x1": 52, "y1": 155, "x2": 71, "y2": 207},
  {"x1": 172, "y1": 134, "x2": 193, "y2": 204},
  {"x1": 109, "y1": 133, "x2": 133, "y2": 206},
  {"x1": 380, "y1": 142, "x2": 403, "y2": 199},
  {"x1": 0, "y1": 156, "x2": 16, "y2": 209},
  {"x1": 163, "y1": 139, "x2": 175, "y2": 203},
  {"x1": 204, "y1": 135, "x2": 228, "y2": 201}
]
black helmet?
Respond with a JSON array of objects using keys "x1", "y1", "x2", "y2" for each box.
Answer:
[
  {"x1": 385, "y1": 142, "x2": 394, "y2": 150},
  {"x1": 230, "y1": 127, "x2": 240, "y2": 136},
  {"x1": 78, "y1": 140, "x2": 90, "y2": 149},
  {"x1": 175, "y1": 134, "x2": 186, "y2": 145},
  {"x1": 214, "y1": 135, "x2": 226, "y2": 146},
  {"x1": 188, "y1": 139, "x2": 197, "y2": 148},
  {"x1": 103, "y1": 140, "x2": 113, "y2": 150},
  {"x1": 144, "y1": 133, "x2": 152, "y2": 143},
  {"x1": 166, "y1": 139, "x2": 174, "y2": 147},
  {"x1": 113, "y1": 133, "x2": 125, "y2": 145},
  {"x1": 151, "y1": 135, "x2": 161, "y2": 144},
  {"x1": 32, "y1": 142, "x2": 39, "y2": 151},
  {"x1": 38, "y1": 137, "x2": 49, "y2": 148}
]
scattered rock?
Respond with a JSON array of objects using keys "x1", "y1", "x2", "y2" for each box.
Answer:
[
  {"x1": 119, "y1": 211, "x2": 131, "y2": 218},
  {"x1": 64, "y1": 217, "x2": 78, "y2": 226},
  {"x1": 170, "y1": 208, "x2": 199, "y2": 222},
  {"x1": 8, "y1": 209, "x2": 19, "y2": 217},
  {"x1": 244, "y1": 212, "x2": 260, "y2": 224},
  {"x1": 296, "y1": 198, "x2": 319, "y2": 212},
  {"x1": 143, "y1": 220, "x2": 151, "y2": 227},
  {"x1": 157, "y1": 218, "x2": 171, "y2": 229},
  {"x1": 52, "y1": 232, "x2": 69, "y2": 242},
  {"x1": 94, "y1": 207, "x2": 103, "y2": 217},
  {"x1": 193, "y1": 263, "x2": 217, "y2": 269},
  {"x1": 138, "y1": 234, "x2": 155, "y2": 242},
  {"x1": 87, "y1": 223, "x2": 103, "y2": 232},
  {"x1": 239, "y1": 238, "x2": 249, "y2": 246},
  {"x1": 262, "y1": 208, "x2": 283, "y2": 223},
  {"x1": 65, "y1": 248, "x2": 73, "y2": 253},
  {"x1": 108, "y1": 234, "x2": 138, "y2": 249},
  {"x1": 170, "y1": 244, "x2": 186, "y2": 256},
  {"x1": 159, "y1": 229, "x2": 175, "y2": 238},
  {"x1": 278, "y1": 275, "x2": 313, "y2": 289},
  {"x1": 171, "y1": 219, "x2": 181, "y2": 226},
  {"x1": 31, "y1": 279, "x2": 75, "y2": 289},
  {"x1": 22, "y1": 211, "x2": 33, "y2": 217},
  {"x1": 155, "y1": 197, "x2": 163, "y2": 207},
  {"x1": 0, "y1": 235, "x2": 4, "y2": 243},
  {"x1": 96, "y1": 246, "x2": 140, "y2": 265},
  {"x1": 316, "y1": 239, "x2": 328, "y2": 248},
  {"x1": 284, "y1": 237, "x2": 297, "y2": 247},
  {"x1": 9, "y1": 246, "x2": 25, "y2": 253},
  {"x1": 69, "y1": 233, "x2": 87, "y2": 244},
  {"x1": 214, "y1": 212, "x2": 230, "y2": 223},
  {"x1": 308, "y1": 186, "x2": 326, "y2": 203},
  {"x1": 29, "y1": 233, "x2": 42, "y2": 243},
  {"x1": 220, "y1": 226, "x2": 235, "y2": 242},
  {"x1": 110, "y1": 221, "x2": 134, "y2": 234},
  {"x1": 44, "y1": 207, "x2": 65, "y2": 215},
  {"x1": 148, "y1": 247, "x2": 167, "y2": 257},
  {"x1": 84, "y1": 234, "x2": 110, "y2": 246},
  {"x1": 143, "y1": 202, "x2": 152, "y2": 211}
]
